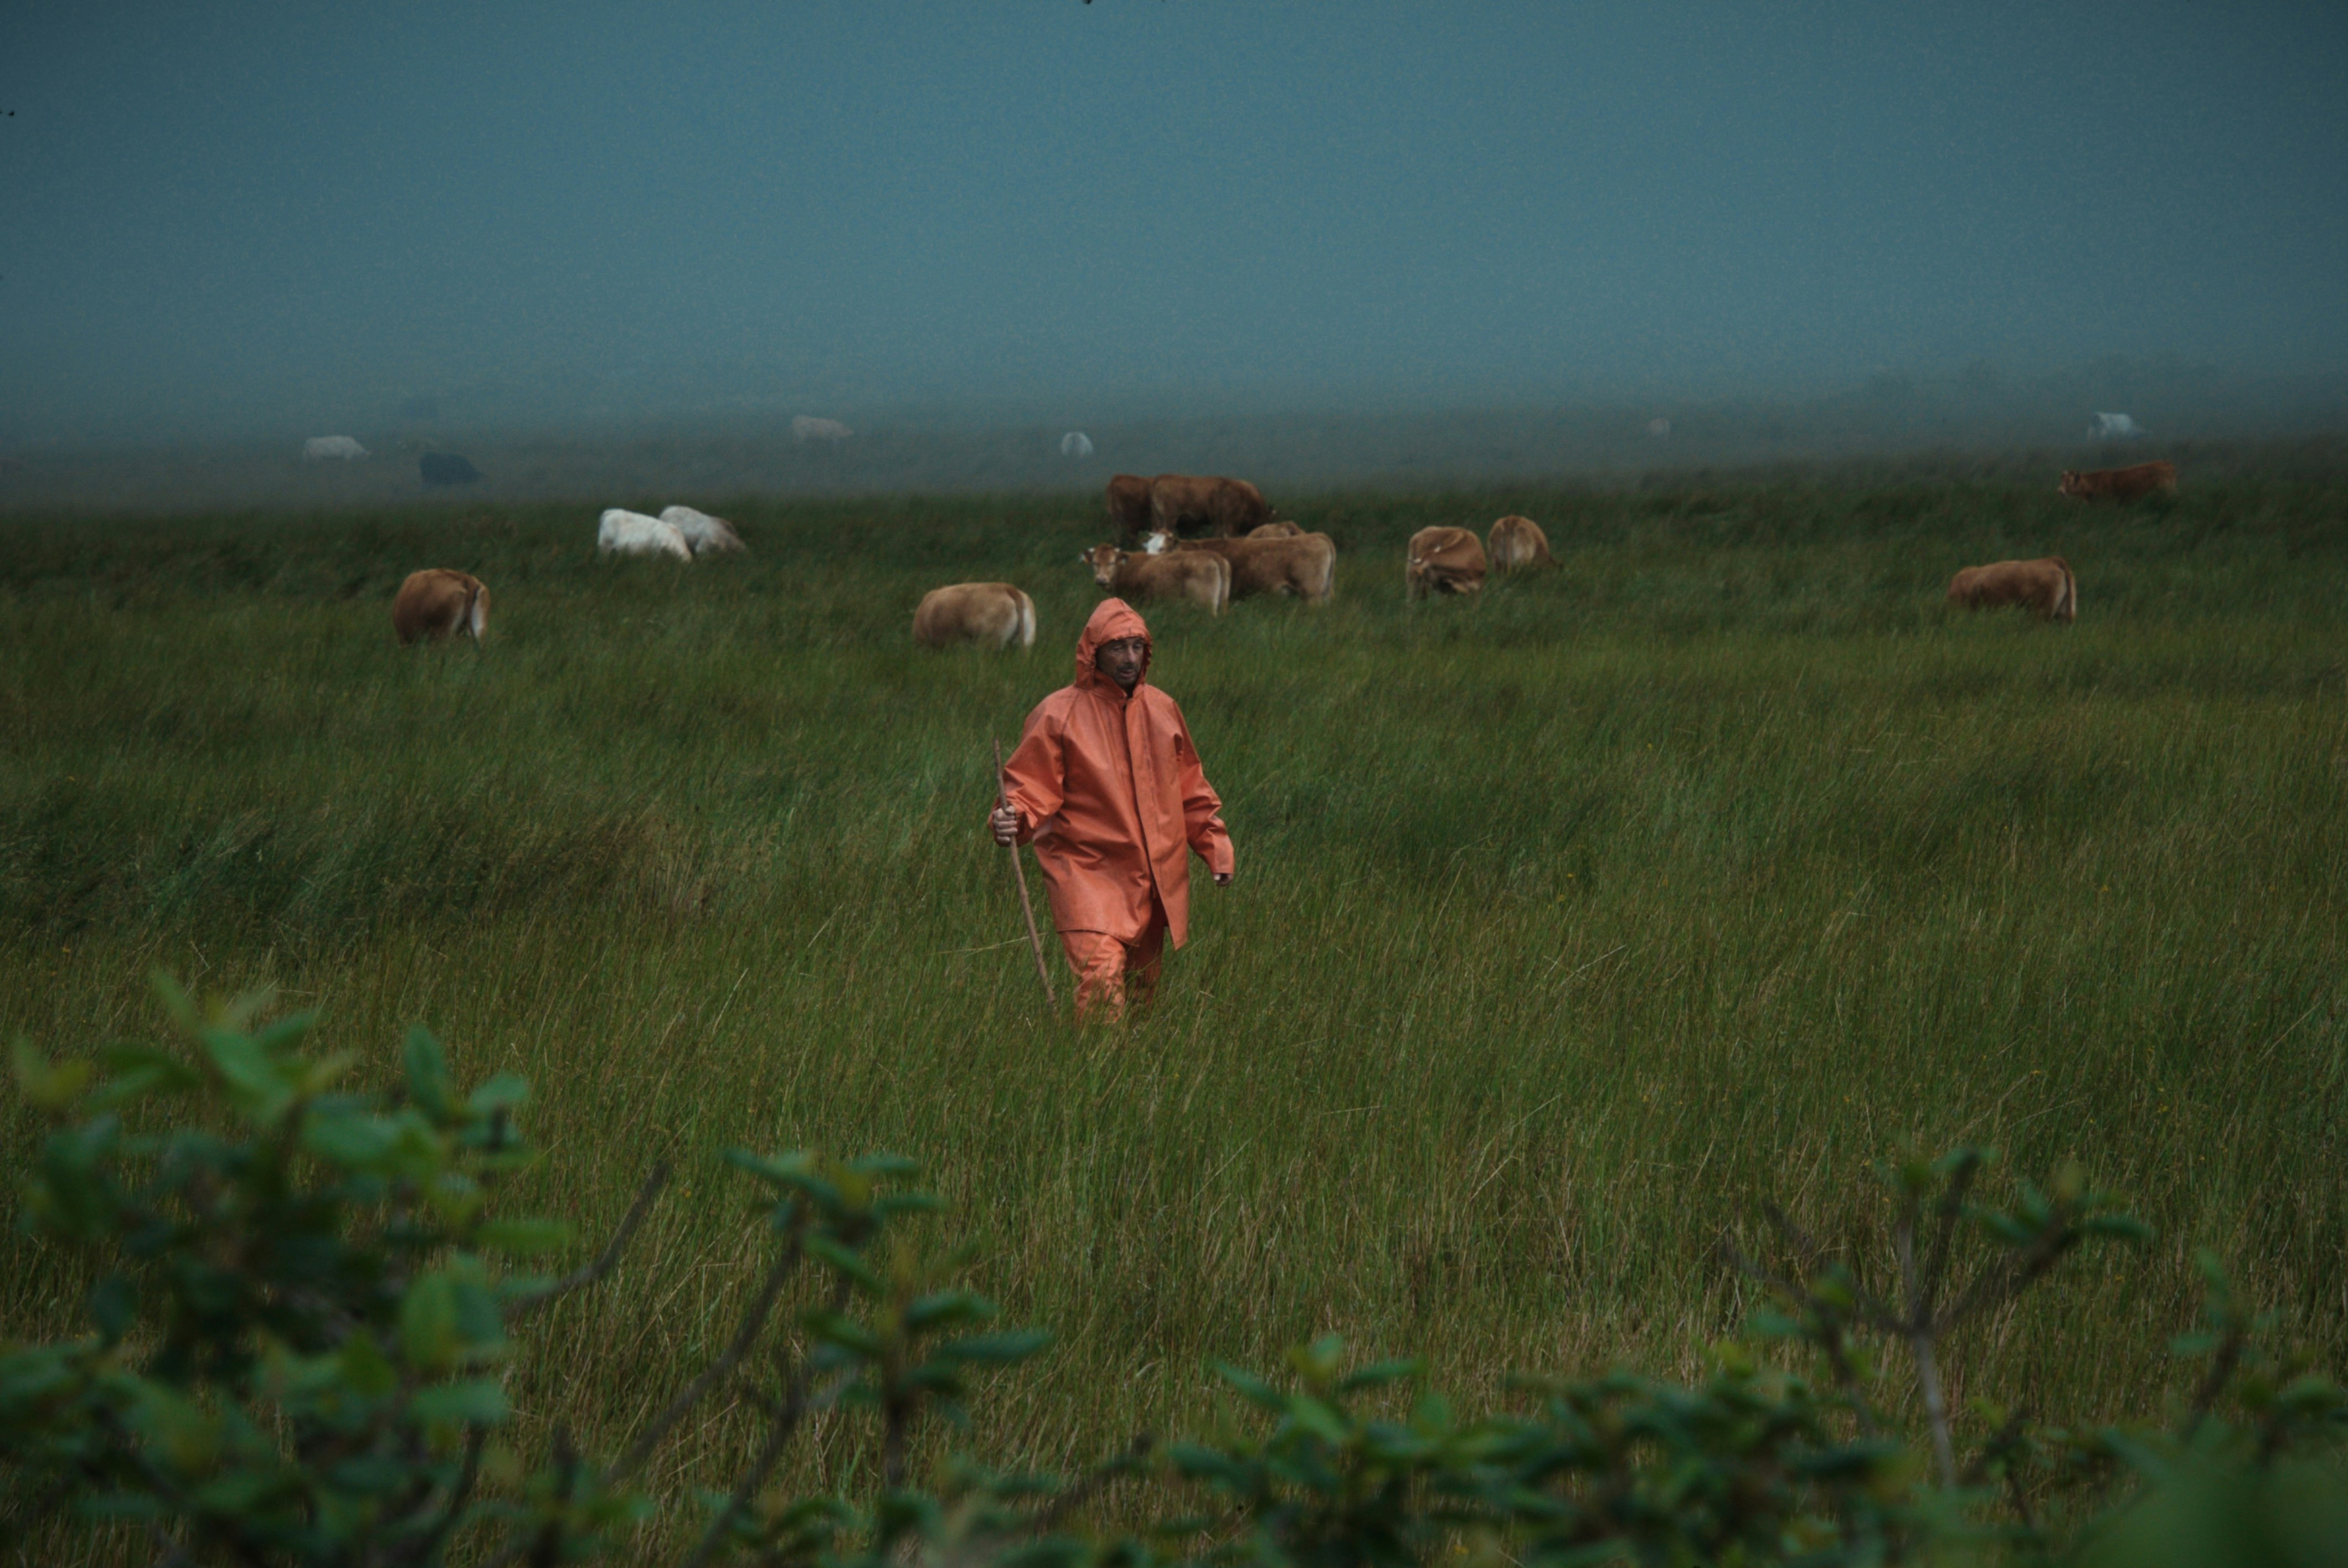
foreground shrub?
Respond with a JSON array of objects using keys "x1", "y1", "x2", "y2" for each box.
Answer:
[{"x1": 4, "y1": 982, "x2": 2343, "y2": 1565}]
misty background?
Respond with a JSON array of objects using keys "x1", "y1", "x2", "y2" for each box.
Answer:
[{"x1": 3, "y1": 2, "x2": 2346, "y2": 501}]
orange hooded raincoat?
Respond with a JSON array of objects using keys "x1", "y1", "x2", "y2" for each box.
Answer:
[{"x1": 999, "y1": 599, "x2": 1235, "y2": 958}]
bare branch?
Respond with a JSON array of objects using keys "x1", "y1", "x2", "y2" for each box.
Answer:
[
  {"x1": 508, "y1": 1163, "x2": 671, "y2": 1320},
  {"x1": 1021, "y1": 1432, "x2": 1155, "y2": 1533},
  {"x1": 1916, "y1": 1152, "x2": 1981, "y2": 1325},
  {"x1": 2180, "y1": 1329, "x2": 2246, "y2": 1443},
  {"x1": 604, "y1": 1226, "x2": 805, "y2": 1484}
]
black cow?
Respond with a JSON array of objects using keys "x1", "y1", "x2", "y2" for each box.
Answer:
[{"x1": 419, "y1": 452, "x2": 483, "y2": 487}]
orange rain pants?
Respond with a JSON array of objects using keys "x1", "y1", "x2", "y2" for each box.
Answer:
[{"x1": 1060, "y1": 896, "x2": 1169, "y2": 1022}]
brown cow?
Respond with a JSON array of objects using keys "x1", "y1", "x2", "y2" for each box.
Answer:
[
  {"x1": 1405, "y1": 527, "x2": 1487, "y2": 600},
  {"x1": 392, "y1": 569, "x2": 489, "y2": 645},
  {"x1": 1947, "y1": 558, "x2": 2077, "y2": 623},
  {"x1": 1149, "y1": 473, "x2": 1274, "y2": 538},
  {"x1": 1487, "y1": 515, "x2": 1553, "y2": 571},
  {"x1": 913, "y1": 583, "x2": 1036, "y2": 648},
  {"x1": 1146, "y1": 530, "x2": 1336, "y2": 602},
  {"x1": 1082, "y1": 543, "x2": 1229, "y2": 615},
  {"x1": 1106, "y1": 474, "x2": 1155, "y2": 541},
  {"x1": 1248, "y1": 520, "x2": 1304, "y2": 538},
  {"x1": 2058, "y1": 461, "x2": 2176, "y2": 502}
]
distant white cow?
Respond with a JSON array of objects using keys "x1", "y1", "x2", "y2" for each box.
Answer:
[
  {"x1": 1060, "y1": 431, "x2": 1094, "y2": 458},
  {"x1": 598, "y1": 509, "x2": 692, "y2": 561},
  {"x1": 1645, "y1": 417, "x2": 1671, "y2": 438},
  {"x1": 658, "y1": 505, "x2": 747, "y2": 555},
  {"x1": 2089, "y1": 412, "x2": 2144, "y2": 440},
  {"x1": 792, "y1": 415, "x2": 854, "y2": 443},
  {"x1": 303, "y1": 436, "x2": 369, "y2": 461}
]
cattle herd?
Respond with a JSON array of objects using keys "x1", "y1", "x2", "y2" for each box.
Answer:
[{"x1": 387, "y1": 462, "x2": 2179, "y2": 646}]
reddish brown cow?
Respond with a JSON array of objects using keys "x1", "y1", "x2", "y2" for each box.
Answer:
[
  {"x1": 1105, "y1": 474, "x2": 1155, "y2": 541},
  {"x1": 1082, "y1": 543, "x2": 1229, "y2": 614},
  {"x1": 392, "y1": 569, "x2": 489, "y2": 645},
  {"x1": 1405, "y1": 527, "x2": 1487, "y2": 600},
  {"x1": 1947, "y1": 558, "x2": 2077, "y2": 623},
  {"x1": 913, "y1": 583, "x2": 1036, "y2": 648},
  {"x1": 1149, "y1": 531, "x2": 1336, "y2": 602},
  {"x1": 2058, "y1": 461, "x2": 2176, "y2": 502},
  {"x1": 1487, "y1": 515, "x2": 1553, "y2": 571},
  {"x1": 1149, "y1": 473, "x2": 1274, "y2": 538}
]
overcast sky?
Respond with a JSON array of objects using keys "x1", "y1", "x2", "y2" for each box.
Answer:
[{"x1": 3, "y1": 2, "x2": 2345, "y2": 442}]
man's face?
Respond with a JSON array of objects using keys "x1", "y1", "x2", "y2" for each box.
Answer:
[{"x1": 1095, "y1": 635, "x2": 1147, "y2": 693}]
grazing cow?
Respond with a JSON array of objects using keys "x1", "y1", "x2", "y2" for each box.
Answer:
[
  {"x1": 419, "y1": 452, "x2": 482, "y2": 486},
  {"x1": 1149, "y1": 473, "x2": 1273, "y2": 538},
  {"x1": 303, "y1": 435, "x2": 369, "y2": 461},
  {"x1": 1248, "y1": 520, "x2": 1304, "y2": 538},
  {"x1": 392, "y1": 569, "x2": 488, "y2": 646},
  {"x1": 792, "y1": 415, "x2": 853, "y2": 443},
  {"x1": 1405, "y1": 527, "x2": 1488, "y2": 600},
  {"x1": 1487, "y1": 515, "x2": 1553, "y2": 571},
  {"x1": 1947, "y1": 558, "x2": 2077, "y2": 623},
  {"x1": 1082, "y1": 543, "x2": 1229, "y2": 615},
  {"x1": 913, "y1": 583, "x2": 1037, "y2": 649},
  {"x1": 1060, "y1": 431, "x2": 1094, "y2": 458},
  {"x1": 2058, "y1": 461, "x2": 2176, "y2": 503},
  {"x1": 1144, "y1": 530, "x2": 1336, "y2": 603},
  {"x1": 1105, "y1": 474, "x2": 1156, "y2": 541},
  {"x1": 598, "y1": 508, "x2": 693, "y2": 561},
  {"x1": 659, "y1": 505, "x2": 747, "y2": 555},
  {"x1": 2088, "y1": 412, "x2": 2144, "y2": 440}
]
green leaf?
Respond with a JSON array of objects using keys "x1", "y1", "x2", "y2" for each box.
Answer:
[
  {"x1": 1337, "y1": 1357, "x2": 1424, "y2": 1394},
  {"x1": 400, "y1": 1273, "x2": 460, "y2": 1372},
  {"x1": 1286, "y1": 1395, "x2": 1351, "y2": 1445},
  {"x1": 89, "y1": 1276, "x2": 135, "y2": 1340},
  {"x1": 410, "y1": 1379, "x2": 511, "y2": 1426},
  {"x1": 12, "y1": 1038, "x2": 92, "y2": 1111},
  {"x1": 340, "y1": 1334, "x2": 398, "y2": 1399},
  {"x1": 464, "y1": 1073, "x2": 529, "y2": 1116},
  {"x1": 404, "y1": 1027, "x2": 453, "y2": 1120},
  {"x1": 1211, "y1": 1361, "x2": 1289, "y2": 1413},
  {"x1": 938, "y1": 1329, "x2": 1051, "y2": 1365}
]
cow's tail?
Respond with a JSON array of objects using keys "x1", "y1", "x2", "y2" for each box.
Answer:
[
  {"x1": 1013, "y1": 589, "x2": 1036, "y2": 649},
  {"x1": 1309, "y1": 539, "x2": 1336, "y2": 602},
  {"x1": 2054, "y1": 559, "x2": 2077, "y2": 623},
  {"x1": 464, "y1": 581, "x2": 486, "y2": 640}
]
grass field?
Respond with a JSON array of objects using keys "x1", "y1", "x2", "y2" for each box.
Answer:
[{"x1": 3, "y1": 463, "x2": 2345, "y2": 1524}]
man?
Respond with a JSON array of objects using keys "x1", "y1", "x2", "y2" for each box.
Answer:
[{"x1": 990, "y1": 599, "x2": 1235, "y2": 1020}]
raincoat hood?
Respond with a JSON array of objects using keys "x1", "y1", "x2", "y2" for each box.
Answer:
[{"x1": 1074, "y1": 597, "x2": 1152, "y2": 692}]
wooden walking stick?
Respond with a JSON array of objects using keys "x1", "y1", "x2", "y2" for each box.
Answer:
[{"x1": 995, "y1": 739, "x2": 1058, "y2": 1007}]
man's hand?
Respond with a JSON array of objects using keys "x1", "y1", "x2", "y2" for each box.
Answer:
[
  {"x1": 990, "y1": 806, "x2": 1021, "y2": 846},
  {"x1": 1213, "y1": 870, "x2": 1233, "y2": 888}
]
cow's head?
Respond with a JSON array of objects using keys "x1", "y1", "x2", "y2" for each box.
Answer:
[
  {"x1": 1141, "y1": 530, "x2": 1176, "y2": 555},
  {"x1": 1082, "y1": 543, "x2": 1122, "y2": 587},
  {"x1": 2056, "y1": 471, "x2": 2081, "y2": 497}
]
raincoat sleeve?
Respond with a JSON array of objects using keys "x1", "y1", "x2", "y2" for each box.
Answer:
[
  {"x1": 1170, "y1": 706, "x2": 1235, "y2": 878},
  {"x1": 996, "y1": 700, "x2": 1065, "y2": 846}
]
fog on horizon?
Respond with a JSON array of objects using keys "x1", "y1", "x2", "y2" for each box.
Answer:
[{"x1": 3, "y1": 2, "x2": 2346, "y2": 456}]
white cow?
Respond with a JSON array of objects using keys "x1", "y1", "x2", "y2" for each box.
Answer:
[
  {"x1": 792, "y1": 415, "x2": 853, "y2": 443},
  {"x1": 2089, "y1": 412, "x2": 2144, "y2": 439},
  {"x1": 658, "y1": 505, "x2": 747, "y2": 555},
  {"x1": 1060, "y1": 431, "x2": 1094, "y2": 458},
  {"x1": 303, "y1": 436, "x2": 369, "y2": 461},
  {"x1": 598, "y1": 509, "x2": 692, "y2": 561}
]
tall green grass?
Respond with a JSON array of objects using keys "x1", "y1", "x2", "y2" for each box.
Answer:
[{"x1": 3, "y1": 470, "x2": 2344, "y2": 1507}]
